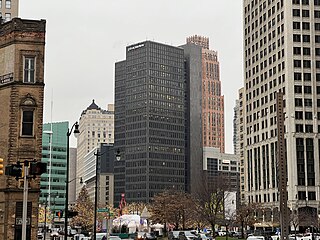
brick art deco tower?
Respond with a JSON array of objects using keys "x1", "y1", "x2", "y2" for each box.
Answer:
[
  {"x1": 186, "y1": 35, "x2": 225, "y2": 153},
  {"x1": 0, "y1": 18, "x2": 46, "y2": 240}
]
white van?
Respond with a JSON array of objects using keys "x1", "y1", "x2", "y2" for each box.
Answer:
[{"x1": 247, "y1": 236, "x2": 265, "y2": 240}]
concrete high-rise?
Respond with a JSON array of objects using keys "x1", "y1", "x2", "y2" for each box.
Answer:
[
  {"x1": 0, "y1": 0, "x2": 19, "y2": 22},
  {"x1": 82, "y1": 143, "x2": 115, "y2": 207},
  {"x1": 76, "y1": 101, "x2": 114, "y2": 196},
  {"x1": 114, "y1": 41, "x2": 186, "y2": 203},
  {"x1": 241, "y1": 0, "x2": 320, "y2": 223},
  {"x1": 0, "y1": 18, "x2": 46, "y2": 240}
]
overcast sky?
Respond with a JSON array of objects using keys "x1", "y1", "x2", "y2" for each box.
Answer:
[{"x1": 20, "y1": 0, "x2": 243, "y2": 152}]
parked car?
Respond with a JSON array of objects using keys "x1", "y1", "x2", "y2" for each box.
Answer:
[
  {"x1": 37, "y1": 231, "x2": 44, "y2": 239},
  {"x1": 198, "y1": 233, "x2": 213, "y2": 240},
  {"x1": 95, "y1": 233, "x2": 107, "y2": 240},
  {"x1": 146, "y1": 233, "x2": 157, "y2": 240},
  {"x1": 247, "y1": 236, "x2": 265, "y2": 240},
  {"x1": 136, "y1": 232, "x2": 147, "y2": 240},
  {"x1": 110, "y1": 236, "x2": 122, "y2": 240}
]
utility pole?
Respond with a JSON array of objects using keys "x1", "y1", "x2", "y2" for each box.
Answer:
[
  {"x1": 21, "y1": 161, "x2": 29, "y2": 240},
  {"x1": 276, "y1": 92, "x2": 289, "y2": 240}
]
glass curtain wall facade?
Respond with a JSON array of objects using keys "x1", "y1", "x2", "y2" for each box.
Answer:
[
  {"x1": 114, "y1": 41, "x2": 186, "y2": 203},
  {"x1": 40, "y1": 122, "x2": 68, "y2": 215}
]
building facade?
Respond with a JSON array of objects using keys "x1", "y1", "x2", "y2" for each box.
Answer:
[
  {"x1": 82, "y1": 144, "x2": 115, "y2": 207},
  {"x1": 0, "y1": 18, "x2": 46, "y2": 240},
  {"x1": 0, "y1": 0, "x2": 19, "y2": 22},
  {"x1": 203, "y1": 147, "x2": 240, "y2": 193},
  {"x1": 76, "y1": 101, "x2": 114, "y2": 196},
  {"x1": 114, "y1": 41, "x2": 186, "y2": 203},
  {"x1": 180, "y1": 35, "x2": 226, "y2": 194},
  {"x1": 242, "y1": 0, "x2": 320, "y2": 222},
  {"x1": 186, "y1": 35, "x2": 225, "y2": 153},
  {"x1": 40, "y1": 122, "x2": 68, "y2": 218}
]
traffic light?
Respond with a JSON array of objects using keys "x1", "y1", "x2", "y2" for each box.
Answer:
[
  {"x1": 56, "y1": 210, "x2": 63, "y2": 218},
  {"x1": 5, "y1": 164, "x2": 22, "y2": 179},
  {"x1": 67, "y1": 210, "x2": 78, "y2": 218},
  {"x1": 29, "y1": 162, "x2": 47, "y2": 175},
  {"x1": 0, "y1": 158, "x2": 4, "y2": 175}
]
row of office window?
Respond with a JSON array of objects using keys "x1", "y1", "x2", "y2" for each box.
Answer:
[{"x1": 293, "y1": 34, "x2": 320, "y2": 42}]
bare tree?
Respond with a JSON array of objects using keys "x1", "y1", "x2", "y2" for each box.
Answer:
[
  {"x1": 149, "y1": 190, "x2": 195, "y2": 230},
  {"x1": 234, "y1": 203, "x2": 261, "y2": 238},
  {"x1": 192, "y1": 174, "x2": 232, "y2": 236}
]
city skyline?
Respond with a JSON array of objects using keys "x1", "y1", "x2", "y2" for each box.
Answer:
[{"x1": 20, "y1": 0, "x2": 243, "y2": 152}]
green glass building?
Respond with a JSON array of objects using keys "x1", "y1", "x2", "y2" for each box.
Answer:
[{"x1": 40, "y1": 122, "x2": 68, "y2": 216}]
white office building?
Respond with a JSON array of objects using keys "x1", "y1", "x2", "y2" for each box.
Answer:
[{"x1": 241, "y1": 0, "x2": 320, "y2": 224}]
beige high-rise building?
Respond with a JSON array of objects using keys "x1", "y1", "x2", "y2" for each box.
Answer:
[
  {"x1": 241, "y1": 0, "x2": 320, "y2": 227},
  {"x1": 0, "y1": 0, "x2": 19, "y2": 22},
  {"x1": 76, "y1": 100, "x2": 114, "y2": 196}
]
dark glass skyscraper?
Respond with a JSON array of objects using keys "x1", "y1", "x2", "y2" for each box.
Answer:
[{"x1": 114, "y1": 41, "x2": 186, "y2": 203}]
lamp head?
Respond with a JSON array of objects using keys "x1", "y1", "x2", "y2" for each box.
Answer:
[{"x1": 73, "y1": 122, "x2": 80, "y2": 138}]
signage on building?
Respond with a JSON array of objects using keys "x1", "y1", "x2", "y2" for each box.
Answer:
[
  {"x1": 15, "y1": 218, "x2": 30, "y2": 225},
  {"x1": 0, "y1": 72, "x2": 13, "y2": 85}
]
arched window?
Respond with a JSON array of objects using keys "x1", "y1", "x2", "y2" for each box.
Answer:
[{"x1": 20, "y1": 94, "x2": 37, "y2": 137}]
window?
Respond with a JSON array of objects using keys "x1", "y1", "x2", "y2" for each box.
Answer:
[
  {"x1": 315, "y1": 11, "x2": 320, "y2": 18},
  {"x1": 5, "y1": 0, "x2": 10, "y2": 9},
  {"x1": 296, "y1": 124, "x2": 304, "y2": 132},
  {"x1": 0, "y1": 1, "x2": 2, "y2": 9},
  {"x1": 302, "y1": 22, "x2": 310, "y2": 30},
  {"x1": 305, "y1": 124, "x2": 313, "y2": 133},
  {"x1": 293, "y1": 22, "x2": 300, "y2": 30},
  {"x1": 315, "y1": 23, "x2": 320, "y2": 31},
  {"x1": 303, "y1": 35, "x2": 310, "y2": 42},
  {"x1": 295, "y1": 85, "x2": 302, "y2": 93},
  {"x1": 295, "y1": 98, "x2": 303, "y2": 106},
  {"x1": 293, "y1": 47, "x2": 301, "y2": 55},
  {"x1": 316, "y1": 48, "x2": 320, "y2": 56},
  {"x1": 303, "y1": 48, "x2": 310, "y2": 55},
  {"x1": 305, "y1": 98, "x2": 313, "y2": 106},
  {"x1": 293, "y1": 9, "x2": 300, "y2": 17},
  {"x1": 293, "y1": 0, "x2": 300, "y2": 3},
  {"x1": 304, "y1": 86, "x2": 312, "y2": 94},
  {"x1": 302, "y1": 10, "x2": 309, "y2": 17},
  {"x1": 24, "y1": 57, "x2": 35, "y2": 83},
  {"x1": 304, "y1": 73, "x2": 311, "y2": 81},
  {"x1": 295, "y1": 111, "x2": 303, "y2": 119},
  {"x1": 305, "y1": 112, "x2": 312, "y2": 119},
  {"x1": 303, "y1": 60, "x2": 311, "y2": 68},
  {"x1": 294, "y1": 72, "x2": 302, "y2": 80},
  {"x1": 294, "y1": 60, "x2": 301, "y2": 67},
  {"x1": 302, "y1": 0, "x2": 309, "y2": 3},
  {"x1": 316, "y1": 0, "x2": 320, "y2": 5},
  {"x1": 293, "y1": 34, "x2": 301, "y2": 42},
  {"x1": 22, "y1": 110, "x2": 34, "y2": 136},
  {"x1": 316, "y1": 35, "x2": 320, "y2": 43},
  {"x1": 4, "y1": 13, "x2": 10, "y2": 22}
]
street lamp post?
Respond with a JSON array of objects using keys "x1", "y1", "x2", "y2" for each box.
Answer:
[
  {"x1": 43, "y1": 129, "x2": 53, "y2": 235},
  {"x1": 93, "y1": 149, "x2": 101, "y2": 240},
  {"x1": 64, "y1": 122, "x2": 80, "y2": 240}
]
